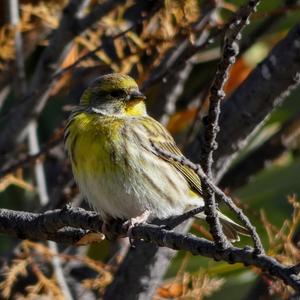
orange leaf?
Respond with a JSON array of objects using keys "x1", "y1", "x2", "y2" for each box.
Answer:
[
  {"x1": 157, "y1": 282, "x2": 184, "y2": 298},
  {"x1": 167, "y1": 107, "x2": 197, "y2": 134},
  {"x1": 50, "y1": 44, "x2": 79, "y2": 95},
  {"x1": 224, "y1": 58, "x2": 252, "y2": 95}
]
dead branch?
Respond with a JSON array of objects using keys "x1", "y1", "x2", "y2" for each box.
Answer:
[
  {"x1": 0, "y1": 207, "x2": 299, "y2": 291},
  {"x1": 220, "y1": 112, "x2": 300, "y2": 190},
  {"x1": 200, "y1": 0, "x2": 260, "y2": 250},
  {"x1": 200, "y1": 23, "x2": 300, "y2": 181}
]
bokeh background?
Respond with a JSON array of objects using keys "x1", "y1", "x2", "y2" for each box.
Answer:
[{"x1": 0, "y1": 0, "x2": 300, "y2": 299}]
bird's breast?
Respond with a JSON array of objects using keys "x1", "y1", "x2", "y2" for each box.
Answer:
[
  {"x1": 64, "y1": 113, "x2": 191, "y2": 220},
  {"x1": 65, "y1": 112, "x2": 124, "y2": 175}
]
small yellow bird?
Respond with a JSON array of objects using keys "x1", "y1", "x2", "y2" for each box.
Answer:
[{"x1": 64, "y1": 73, "x2": 248, "y2": 241}]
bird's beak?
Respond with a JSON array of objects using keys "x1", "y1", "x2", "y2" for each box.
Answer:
[{"x1": 128, "y1": 90, "x2": 146, "y2": 101}]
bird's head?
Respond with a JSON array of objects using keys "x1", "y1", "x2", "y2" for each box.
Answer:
[{"x1": 80, "y1": 73, "x2": 147, "y2": 117}]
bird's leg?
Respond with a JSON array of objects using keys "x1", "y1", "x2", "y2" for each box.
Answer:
[
  {"x1": 101, "y1": 211, "x2": 150, "y2": 241},
  {"x1": 123, "y1": 210, "x2": 151, "y2": 239}
]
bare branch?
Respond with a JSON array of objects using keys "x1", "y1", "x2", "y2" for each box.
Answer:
[
  {"x1": 152, "y1": 143, "x2": 264, "y2": 254},
  {"x1": 220, "y1": 112, "x2": 300, "y2": 190},
  {"x1": 0, "y1": 0, "x2": 129, "y2": 155},
  {"x1": 0, "y1": 207, "x2": 299, "y2": 291},
  {"x1": 27, "y1": 121, "x2": 73, "y2": 300},
  {"x1": 0, "y1": 132, "x2": 62, "y2": 179},
  {"x1": 7, "y1": 0, "x2": 26, "y2": 95},
  {"x1": 141, "y1": 2, "x2": 219, "y2": 92},
  {"x1": 193, "y1": 23, "x2": 300, "y2": 181},
  {"x1": 199, "y1": 0, "x2": 260, "y2": 250},
  {"x1": 130, "y1": 224, "x2": 300, "y2": 292},
  {"x1": 202, "y1": 0, "x2": 260, "y2": 174},
  {"x1": 106, "y1": 1, "x2": 267, "y2": 298}
]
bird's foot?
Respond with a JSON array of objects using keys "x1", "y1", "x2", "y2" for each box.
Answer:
[
  {"x1": 101, "y1": 211, "x2": 151, "y2": 242},
  {"x1": 123, "y1": 210, "x2": 151, "y2": 244}
]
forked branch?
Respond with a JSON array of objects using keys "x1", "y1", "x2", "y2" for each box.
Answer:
[{"x1": 0, "y1": 207, "x2": 298, "y2": 290}]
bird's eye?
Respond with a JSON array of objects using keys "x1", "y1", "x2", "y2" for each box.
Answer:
[{"x1": 109, "y1": 89, "x2": 126, "y2": 98}]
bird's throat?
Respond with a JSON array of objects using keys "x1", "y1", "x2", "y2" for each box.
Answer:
[{"x1": 125, "y1": 100, "x2": 146, "y2": 116}]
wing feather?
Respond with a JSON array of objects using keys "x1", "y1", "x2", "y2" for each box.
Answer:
[{"x1": 138, "y1": 117, "x2": 202, "y2": 195}]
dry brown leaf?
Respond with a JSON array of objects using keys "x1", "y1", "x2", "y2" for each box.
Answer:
[
  {"x1": 157, "y1": 272, "x2": 224, "y2": 300},
  {"x1": 0, "y1": 259, "x2": 28, "y2": 299},
  {"x1": 259, "y1": 196, "x2": 300, "y2": 298},
  {"x1": 50, "y1": 44, "x2": 79, "y2": 95},
  {"x1": 76, "y1": 232, "x2": 105, "y2": 245},
  {"x1": 0, "y1": 173, "x2": 34, "y2": 192},
  {"x1": 82, "y1": 271, "x2": 113, "y2": 294},
  {"x1": 0, "y1": 25, "x2": 15, "y2": 64},
  {"x1": 157, "y1": 282, "x2": 185, "y2": 298},
  {"x1": 26, "y1": 262, "x2": 64, "y2": 300}
]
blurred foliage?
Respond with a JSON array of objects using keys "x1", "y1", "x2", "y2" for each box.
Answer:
[{"x1": 0, "y1": 0, "x2": 300, "y2": 299}]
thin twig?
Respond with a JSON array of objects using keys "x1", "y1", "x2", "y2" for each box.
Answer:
[
  {"x1": 0, "y1": 2, "x2": 162, "y2": 156},
  {"x1": 199, "y1": 0, "x2": 260, "y2": 250},
  {"x1": 160, "y1": 206, "x2": 205, "y2": 229},
  {"x1": 152, "y1": 144, "x2": 265, "y2": 254},
  {"x1": 27, "y1": 122, "x2": 73, "y2": 300},
  {"x1": 7, "y1": 0, "x2": 26, "y2": 96},
  {"x1": 52, "y1": 24, "x2": 136, "y2": 82},
  {"x1": 202, "y1": 0, "x2": 260, "y2": 174},
  {"x1": 27, "y1": 122, "x2": 49, "y2": 206},
  {"x1": 220, "y1": 112, "x2": 300, "y2": 190},
  {"x1": 0, "y1": 0, "x2": 134, "y2": 155},
  {"x1": 0, "y1": 132, "x2": 63, "y2": 179}
]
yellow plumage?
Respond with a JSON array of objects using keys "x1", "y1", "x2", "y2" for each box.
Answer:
[{"x1": 65, "y1": 73, "x2": 248, "y2": 241}]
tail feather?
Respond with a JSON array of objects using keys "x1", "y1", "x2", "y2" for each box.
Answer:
[{"x1": 194, "y1": 211, "x2": 250, "y2": 242}]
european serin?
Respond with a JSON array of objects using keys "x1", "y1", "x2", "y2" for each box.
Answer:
[{"x1": 64, "y1": 73, "x2": 248, "y2": 241}]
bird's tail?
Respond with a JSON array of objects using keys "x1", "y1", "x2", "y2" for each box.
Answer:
[{"x1": 194, "y1": 211, "x2": 250, "y2": 242}]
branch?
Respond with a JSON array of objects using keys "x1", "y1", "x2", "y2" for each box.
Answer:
[
  {"x1": 239, "y1": 0, "x2": 300, "y2": 56},
  {"x1": 27, "y1": 121, "x2": 73, "y2": 300},
  {"x1": 130, "y1": 224, "x2": 300, "y2": 291},
  {"x1": 0, "y1": 207, "x2": 299, "y2": 291},
  {"x1": 0, "y1": 131, "x2": 63, "y2": 179},
  {"x1": 200, "y1": 0, "x2": 260, "y2": 249},
  {"x1": 0, "y1": 0, "x2": 127, "y2": 156},
  {"x1": 107, "y1": 1, "x2": 265, "y2": 298},
  {"x1": 157, "y1": 1, "x2": 221, "y2": 125},
  {"x1": 193, "y1": 23, "x2": 300, "y2": 181},
  {"x1": 152, "y1": 144, "x2": 264, "y2": 254},
  {"x1": 220, "y1": 112, "x2": 300, "y2": 190},
  {"x1": 201, "y1": 0, "x2": 260, "y2": 174},
  {"x1": 0, "y1": 207, "x2": 97, "y2": 242},
  {"x1": 0, "y1": 205, "x2": 205, "y2": 243},
  {"x1": 141, "y1": 2, "x2": 219, "y2": 92}
]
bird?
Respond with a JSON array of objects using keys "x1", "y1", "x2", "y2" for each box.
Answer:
[{"x1": 64, "y1": 73, "x2": 248, "y2": 241}]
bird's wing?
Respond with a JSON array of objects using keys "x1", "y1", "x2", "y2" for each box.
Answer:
[{"x1": 139, "y1": 117, "x2": 202, "y2": 195}]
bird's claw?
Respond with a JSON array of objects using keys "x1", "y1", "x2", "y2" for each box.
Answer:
[{"x1": 123, "y1": 210, "x2": 151, "y2": 246}]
